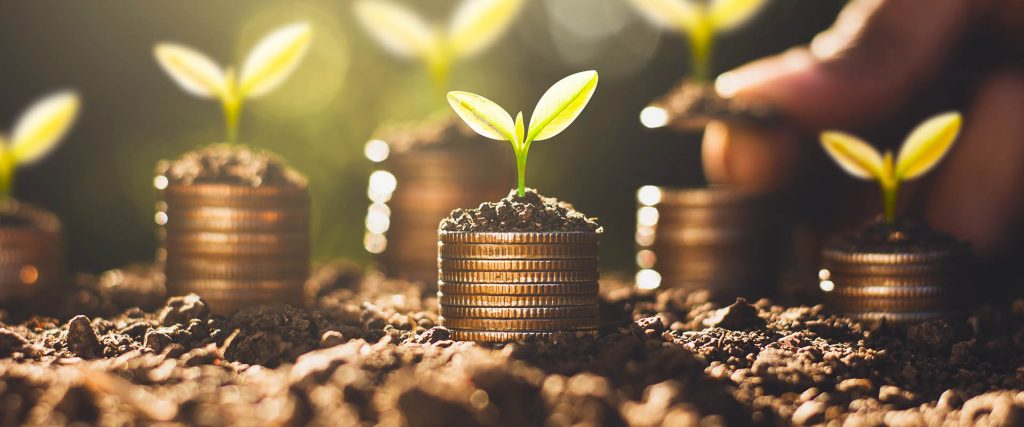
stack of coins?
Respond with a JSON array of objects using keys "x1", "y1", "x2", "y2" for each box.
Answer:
[
  {"x1": 367, "y1": 148, "x2": 508, "y2": 284},
  {"x1": 635, "y1": 186, "x2": 783, "y2": 300},
  {"x1": 438, "y1": 231, "x2": 601, "y2": 342},
  {"x1": 0, "y1": 203, "x2": 63, "y2": 301},
  {"x1": 819, "y1": 247, "x2": 967, "y2": 326},
  {"x1": 158, "y1": 182, "x2": 310, "y2": 314}
]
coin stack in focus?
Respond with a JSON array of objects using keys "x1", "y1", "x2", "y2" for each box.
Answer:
[
  {"x1": 635, "y1": 186, "x2": 784, "y2": 300},
  {"x1": 438, "y1": 231, "x2": 601, "y2": 342},
  {"x1": 819, "y1": 247, "x2": 967, "y2": 326},
  {"x1": 0, "y1": 202, "x2": 64, "y2": 302},
  {"x1": 158, "y1": 182, "x2": 310, "y2": 314}
]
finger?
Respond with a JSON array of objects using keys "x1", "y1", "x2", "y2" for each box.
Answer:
[
  {"x1": 924, "y1": 71, "x2": 1024, "y2": 256},
  {"x1": 702, "y1": 120, "x2": 800, "y2": 193},
  {"x1": 715, "y1": 0, "x2": 975, "y2": 129}
]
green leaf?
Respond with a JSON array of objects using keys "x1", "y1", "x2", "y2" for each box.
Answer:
[
  {"x1": 354, "y1": 0, "x2": 442, "y2": 62},
  {"x1": 154, "y1": 43, "x2": 228, "y2": 99},
  {"x1": 895, "y1": 112, "x2": 962, "y2": 181},
  {"x1": 514, "y1": 111, "x2": 525, "y2": 147},
  {"x1": 447, "y1": 0, "x2": 525, "y2": 59},
  {"x1": 708, "y1": 0, "x2": 768, "y2": 31},
  {"x1": 526, "y1": 70, "x2": 598, "y2": 143},
  {"x1": 10, "y1": 90, "x2": 80, "y2": 165},
  {"x1": 628, "y1": 0, "x2": 702, "y2": 33},
  {"x1": 447, "y1": 91, "x2": 516, "y2": 142},
  {"x1": 820, "y1": 131, "x2": 884, "y2": 181},
  {"x1": 239, "y1": 22, "x2": 313, "y2": 98}
]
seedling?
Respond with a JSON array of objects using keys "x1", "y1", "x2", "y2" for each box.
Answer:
[
  {"x1": 629, "y1": 0, "x2": 768, "y2": 82},
  {"x1": 355, "y1": 0, "x2": 525, "y2": 89},
  {"x1": 820, "y1": 112, "x2": 962, "y2": 224},
  {"x1": 0, "y1": 91, "x2": 81, "y2": 202},
  {"x1": 154, "y1": 22, "x2": 313, "y2": 144},
  {"x1": 447, "y1": 70, "x2": 598, "y2": 197}
]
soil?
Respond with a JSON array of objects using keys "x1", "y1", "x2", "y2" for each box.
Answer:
[
  {"x1": 1, "y1": 261, "x2": 1023, "y2": 426},
  {"x1": 374, "y1": 115, "x2": 482, "y2": 155},
  {"x1": 652, "y1": 80, "x2": 781, "y2": 131},
  {"x1": 0, "y1": 202, "x2": 60, "y2": 231},
  {"x1": 440, "y1": 188, "x2": 602, "y2": 233},
  {"x1": 827, "y1": 217, "x2": 970, "y2": 254},
  {"x1": 156, "y1": 144, "x2": 307, "y2": 188}
]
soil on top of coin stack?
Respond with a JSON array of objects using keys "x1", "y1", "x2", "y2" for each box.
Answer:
[
  {"x1": 157, "y1": 144, "x2": 307, "y2": 188},
  {"x1": 440, "y1": 188, "x2": 602, "y2": 233},
  {"x1": 651, "y1": 80, "x2": 780, "y2": 130},
  {"x1": 375, "y1": 115, "x2": 482, "y2": 155},
  {"x1": 827, "y1": 217, "x2": 969, "y2": 254}
]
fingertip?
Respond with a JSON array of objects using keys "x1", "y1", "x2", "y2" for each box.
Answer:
[{"x1": 702, "y1": 121, "x2": 800, "y2": 193}]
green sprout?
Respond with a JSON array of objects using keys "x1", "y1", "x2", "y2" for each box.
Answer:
[
  {"x1": 355, "y1": 0, "x2": 525, "y2": 90},
  {"x1": 820, "y1": 112, "x2": 962, "y2": 224},
  {"x1": 629, "y1": 0, "x2": 768, "y2": 82},
  {"x1": 154, "y1": 22, "x2": 313, "y2": 144},
  {"x1": 447, "y1": 70, "x2": 598, "y2": 197},
  {"x1": 0, "y1": 91, "x2": 81, "y2": 201}
]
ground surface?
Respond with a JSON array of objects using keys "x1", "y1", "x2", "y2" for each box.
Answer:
[{"x1": 0, "y1": 262, "x2": 1022, "y2": 426}]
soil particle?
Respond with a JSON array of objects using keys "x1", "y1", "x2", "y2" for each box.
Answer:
[
  {"x1": 702, "y1": 298, "x2": 766, "y2": 330},
  {"x1": 157, "y1": 144, "x2": 307, "y2": 188},
  {"x1": 0, "y1": 328, "x2": 29, "y2": 357},
  {"x1": 416, "y1": 326, "x2": 451, "y2": 344},
  {"x1": 828, "y1": 217, "x2": 969, "y2": 254},
  {"x1": 440, "y1": 188, "x2": 601, "y2": 232},
  {"x1": 65, "y1": 315, "x2": 102, "y2": 359},
  {"x1": 630, "y1": 316, "x2": 665, "y2": 340},
  {"x1": 792, "y1": 400, "x2": 826, "y2": 426},
  {"x1": 159, "y1": 293, "x2": 209, "y2": 327}
]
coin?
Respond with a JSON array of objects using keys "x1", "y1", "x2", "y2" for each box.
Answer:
[
  {"x1": 449, "y1": 329, "x2": 598, "y2": 343},
  {"x1": 439, "y1": 243, "x2": 598, "y2": 260},
  {"x1": 166, "y1": 258, "x2": 309, "y2": 280},
  {"x1": 439, "y1": 259, "x2": 599, "y2": 272},
  {"x1": 651, "y1": 187, "x2": 763, "y2": 207},
  {"x1": 440, "y1": 316, "x2": 599, "y2": 331},
  {"x1": 438, "y1": 293, "x2": 599, "y2": 307},
  {"x1": 845, "y1": 310, "x2": 959, "y2": 326},
  {"x1": 828, "y1": 295, "x2": 958, "y2": 311},
  {"x1": 166, "y1": 278, "x2": 303, "y2": 292},
  {"x1": 438, "y1": 281, "x2": 599, "y2": 295},
  {"x1": 167, "y1": 207, "x2": 308, "y2": 232},
  {"x1": 440, "y1": 305, "x2": 598, "y2": 319},
  {"x1": 439, "y1": 270, "x2": 599, "y2": 284},
  {"x1": 439, "y1": 231, "x2": 600, "y2": 245},
  {"x1": 821, "y1": 249, "x2": 966, "y2": 266}
]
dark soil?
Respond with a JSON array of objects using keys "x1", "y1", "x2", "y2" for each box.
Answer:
[
  {"x1": 652, "y1": 80, "x2": 781, "y2": 131},
  {"x1": 1, "y1": 262, "x2": 1023, "y2": 425},
  {"x1": 827, "y1": 217, "x2": 970, "y2": 254},
  {"x1": 156, "y1": 144, "x2": 307, "y2": 188},
  {"x1": 374, "y1": 115, "x2": 482, "y2": 155},
  {"x1": 440, "y1": 188, "x2": 602, "y2": 233}
]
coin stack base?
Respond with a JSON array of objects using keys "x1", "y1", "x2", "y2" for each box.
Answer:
[
  {"x1": 0, "y1": 203, "x2": 63, "y2": 302},
  {"x1": 438, "y1": 231, "x2": 600, "y2": 343},
  {"x1": 160, "y1": 182, "x2": 310, "y2": 314},
  {"x1": 820, "y1": 248, "x2": 967, "y2": 327}
]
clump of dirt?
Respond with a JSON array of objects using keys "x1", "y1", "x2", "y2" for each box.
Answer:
[
  {"x1": 651, "y1": 80, "x2": 781, "y2": 131},
  {"x1": 157, "y1": 144, "x2": 307, "y2": 188},
  {"x1": 440, "y1": 188, "x2": 602, "y2": 233},
  {"x1": 827, "y1": 216, "x2": 970, "y2": 254},
  {"x1": 374, "y1": 115, "x2": 482, "y2": 155}
]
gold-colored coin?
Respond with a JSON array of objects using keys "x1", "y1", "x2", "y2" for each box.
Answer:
[
  {"x1": 165, "y1": 232, "x2": 309, "y2": 257},
  {"x1": 167, "y1": 207, "x2": 308, "y2": 232},
  {"x1": 844, "y1": 310, "x2": 958, "y2": 326},
  {"x1": 166, "y1": 258, "x2": 309, "y2": 280},
  {"x1": 439, "y1": 243, "x2": 598, "y2": 260},
  {"x1": 439, "y1": 270, "x2": 599, "y2": 284},
  {"x1": 440, "y1": 316, "x2": 599, "y2": 331},
  {"x1": 827, "y1": 295, "x2": 958, "y2": 312},
  {"x1": 652, "y1": 187, "x2": 762, "y2": 208},
  {"x1": 439, "y1": 231, "x2": 600, "y2": 245},
  {"x1": 821, "y1": 248, "x2": 966, "y2": 266},
  {"x1": 439, "y1": 259, "x2": 599, "y2": 272},
  {"x1": 437, "y1": 281, "x2": 599, "y2": 296},
  {"x1": 449, "y1": 329, "x2": 598, "y2": 343},
  {"x1": 438, "y1": 293, "x2": 599, "y2": 307},
  {"x1": 440, "y1": 305, "x2": 598, "y2": 319},
  {"x1": 166, "y1": 278, "x2": 303, "y2": 292},
  {"x1": 163, "y1": 182, "x2": 309, "y2": 208}
]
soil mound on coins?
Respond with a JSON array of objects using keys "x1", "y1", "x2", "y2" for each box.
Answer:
[
  {"x1": 373, "y1": 115, "x2": 484, "y2": 154},
  {"x1": 158, "y1": 144, "x2": 307, "y2": 188},
  {"x1": 827, "y1": 217, "x2": 969, "y2": 254},
  {"x1": 440, "y1": 188, "x2": 601, "y2": 233}
]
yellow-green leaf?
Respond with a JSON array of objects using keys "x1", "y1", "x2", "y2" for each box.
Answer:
[
  {"x1": 239, "y1": 22, "x2": 313, "y2": 98},
  {"x1": 447, "y1": 0, "x2": 525, "y2": 59},
  {"x1": 355, "y1": 0, "x2": 441, "y2": 61},
  {"x1": 820, "y1": 131, "x2": 884, "y2": 181},
  {"x1": 709, "y1": 0, "x2": 768, "y2": 31},
  {"x1": 527, "y1": 70, "x2": 598, "y2": 143},
  {"x1": 153, "y1": 43, "x2": 227, "y2": 99},
  {"x1": 447, "y1": 91, "x2": 516, "y2": 142},
  {"x1": 628, "y1": 0, "x2": 702, "y2": 33},
  {"x1": 896, "y1": 112, "x2": 962, "y2": 180},
  {"x1": 10, "y1": 91, "x2": 80, "y2": 165},
  {"x1": 514, "y1": 111, "x2": 525, "y2": 146}
]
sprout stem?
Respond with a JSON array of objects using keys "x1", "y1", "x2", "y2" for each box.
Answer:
[
  {"x1": 688, "y1": 16, "x2": 715, "y2": 83},
  {"x1": 223, "y1": 98, "x2": 241, "y2": 144},
  {"x1": 515, "y1": 148, "x2": 527, "y2": 197},
  {"x1": 882, "y1": 181, "x2": 898, "y2": 224},
  {"x1": 0, "y1": 153, "x2": 14, "y2": 202}
]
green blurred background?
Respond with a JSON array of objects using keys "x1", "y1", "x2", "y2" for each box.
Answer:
[{"x1": 0, "y1": 0, "x2": 842, "y2": 274}]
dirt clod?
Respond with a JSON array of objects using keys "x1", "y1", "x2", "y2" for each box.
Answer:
[
  {"x1": 440, "y1": 188, "x2": 601, "y2": 232},
  {"x1": 66, "y1": 315, "x2": 101, "y2": 359},
  {"x1": 157, "y1": 144, "x2": 307, "y2": 188}
]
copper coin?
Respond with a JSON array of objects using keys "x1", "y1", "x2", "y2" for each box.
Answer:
[
  {"x1": 439, "y1": 259, "x2": 599, "y2": 272},
  {"x1": 449, "y1": 329, "x2": 598, "y2": 343},
  {"x1": 439, "y1": 231, "x2": 600, "y2": 245},
  {"x1": 440, "y1": 305, "x2": 598, "y2": 319},
  {"x1": 166, "y1": 278, "x2": 303, "y2": 292},
  {"x1": 166, "y1": 258, "x2": 309, "y2": 280},
  {"x1": 167, "y1": 206, "x2": 308, "y2": 232},
  {"x1": 439, "y1": 270, "x2": 599, "y2": 284},
  {"x1": 651, "y1": 187, "x2": 763, "y2": 207},
  {"x1": 440, "y1": 316, "x2": 599, "y2": 331},
  {"x1": 163, "y1": 182, "x2": 308, "y2": 208},
  {"x1": 438, "y1": 293, "x2": 599, "y2": 307},
  {"x1": 845, "y1": 310, "x2": 958, "y2": 326},
  {"x1": 439, "y1": 243, "x2": 598, "y2": 260},
  {"x1": 437, "y1": 281, "x2": 599, "y2": 296}
]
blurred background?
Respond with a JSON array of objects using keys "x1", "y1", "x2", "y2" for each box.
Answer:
[{"x1": 0, "y1": 0, "x2": 843, "y2": 274}]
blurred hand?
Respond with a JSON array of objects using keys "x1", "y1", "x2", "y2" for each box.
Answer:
[{"x1": 704, "y1": 0, "x2": 1024, "y2": 256}]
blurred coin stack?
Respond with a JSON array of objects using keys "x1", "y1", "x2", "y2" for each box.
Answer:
[
  {"x1": 0, "y1": 202, "x2": 64, "y2": 301},
  {"x1": 438, "y1": 231, "x2": 601, "y2": 342},
  {"x1": 634, "y1": 186, "x2": 783, "y2": 300},
  {"x1": 157, "y1": 181, "x2": 310, "y2": 313},
  {"x1": 819, "y1": 247, "x2": 967, "y2": 326}
]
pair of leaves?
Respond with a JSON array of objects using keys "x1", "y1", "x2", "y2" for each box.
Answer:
[
  {"x1": 354, "y1": 0, "x2": 524, "y2": 70},
  {"x1": 629, "y1": 0, "x2": 768, "y2": 34},
  {"x1": 0, "y1": 91, "x2": 80, "y2": 166},
  {"x1": 447, "y1": 70, "x2": 598, "y2": 148},
  {"x1": 820, "y1": 112, "x2": 962, "y2": 184},
  {"x1": 154, "y1": 22, "x2": 313, "y2": 103}
]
